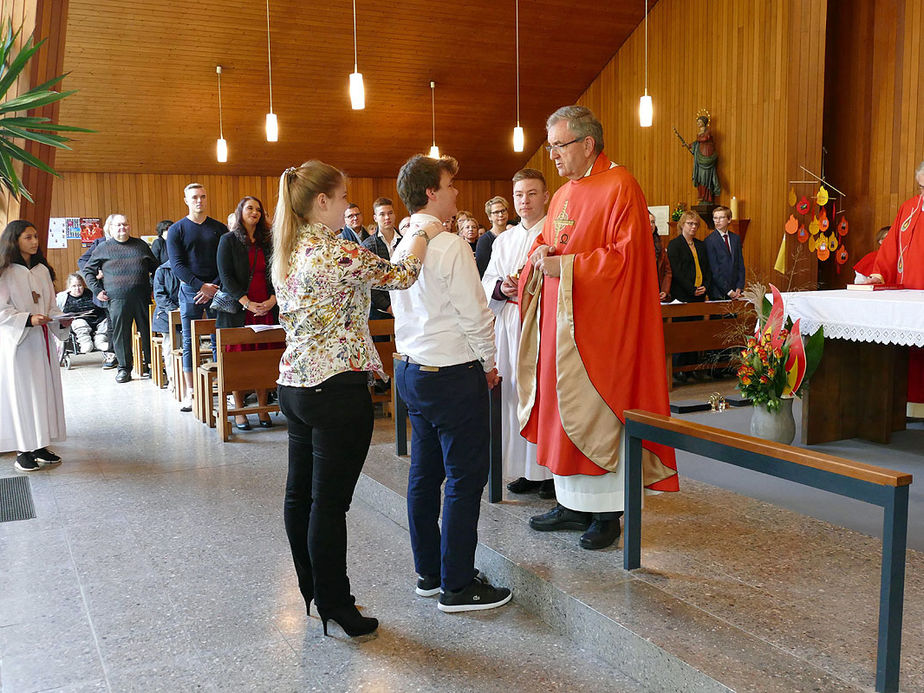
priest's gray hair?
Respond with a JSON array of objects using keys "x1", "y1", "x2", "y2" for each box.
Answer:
[
  {"x1": 916, "y1": 160, "x2": 924, "y2": 178},
  {"x1": 547, "y1": 105, "x2": 604, "y2": 155}
]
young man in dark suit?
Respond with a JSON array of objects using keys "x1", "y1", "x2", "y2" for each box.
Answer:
[{"x1": 705, "y1": 205, "x2": 745, "y2": 300}]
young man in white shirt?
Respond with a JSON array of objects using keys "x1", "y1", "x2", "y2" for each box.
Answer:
[
  {"x1": 392, "y1": 154, "x2": 511, "y2": 613},
  {"x1": 481, "y1": 169, "x2": 553, "y2": 499}
]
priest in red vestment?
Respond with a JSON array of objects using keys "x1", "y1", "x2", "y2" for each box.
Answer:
[
  {"x1": 869, "y1": 161, "x2": 924, "y2": 417},
  {"x1": 517, "y1": 106, "x2": 678, "y2": 550}
]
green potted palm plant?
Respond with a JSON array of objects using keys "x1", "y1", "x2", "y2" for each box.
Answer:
[{"x1": 0, "y1": 19, "x2": 90, "y2": 202}]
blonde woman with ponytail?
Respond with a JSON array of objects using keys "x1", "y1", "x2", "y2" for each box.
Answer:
[{"x1": 273, "y1": 160, "x2": 440, "y2": 639}]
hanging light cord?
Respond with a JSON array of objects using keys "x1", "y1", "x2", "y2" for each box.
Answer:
[
  {"x1": 352, "y1": 0, "x2": 359, "y2": 72},
  {"x1": 217, "y1": 67, "x2": 224, "y2": 139},
  {"x1": 515, "y1": 0, "x2": 520, "y2": 126},
  {"x1": 266, "y1": 0, "x2": 274, "y2": 112},
  {"x1": 431, "y1": 82, "x2": 436, "y2": 145},
  {"x1": 643, "y1": 0, "x2": 648, "y2": 93}
]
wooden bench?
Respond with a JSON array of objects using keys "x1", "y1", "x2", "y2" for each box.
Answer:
[
  {"x1": 150, "y1": 302, "x2": 166, "y2": 389},
  {"x1": 368, "y1": 319, "x2": 395, "y2": 416},
  {"x1": 190, "y1": 318, "x2": 217, "y2": 425},
  {"x1": 130, "y1": 312, "x2": 144, "y2": 378},
  {"x1": 214, "y1": 327, "x2": 285, "y2": 442},
  {"x1": 623, "y1": 409, "x2": 912, "y2": 693},
  {"x1": 661, "y1": 300, "x2": 755, "y2": 389},
  {"x1": 168, "y1": 309, "x2": 185, "y2": 402}
]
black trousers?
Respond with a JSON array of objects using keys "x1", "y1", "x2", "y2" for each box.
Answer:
[
  {"x1": 278, "y1": 373, "x2": 373, "y2": 611},
  {"x1": 108, "y1": 294, "x2": 151, "y2": 371}
]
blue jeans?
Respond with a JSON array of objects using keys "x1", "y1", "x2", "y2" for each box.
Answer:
[
  {"x1": 395, "y1": 359, "x2": 490, "y2": 592},
  {"x1": 278, "y1": 373, "x2": 373, "y2": 610},
  {"x1": 178, "y1": 282, "x2": 216, "y2": 372}
]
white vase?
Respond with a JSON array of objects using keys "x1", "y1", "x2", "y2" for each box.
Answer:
[{"x1": 749, "y1": 398, "x2": 796, "y2": 445}]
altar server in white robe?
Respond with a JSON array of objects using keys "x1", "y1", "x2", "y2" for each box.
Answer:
[
  {"x1": 0, "y1": 220, "x2": 71, "y2": 472},
  {"x1": 482, "y1": 169, "x2": 553, "y2": 497}
]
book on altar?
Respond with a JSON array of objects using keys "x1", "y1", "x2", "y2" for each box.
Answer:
[{"x1": 845, "y1": 284, "x2": 905, "y2": 291}]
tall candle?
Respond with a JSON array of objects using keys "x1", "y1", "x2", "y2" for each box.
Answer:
[{"x1": 730, "y1": 196, "x2": 739, "y2": 220}]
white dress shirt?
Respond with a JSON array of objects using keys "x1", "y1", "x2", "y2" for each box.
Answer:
[{"x1": 390, "y1": 213, "x2": 496, "y2": 371}]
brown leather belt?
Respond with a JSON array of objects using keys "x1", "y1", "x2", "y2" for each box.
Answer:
[{"x1": 393, "y1": 354, "x2": 441, "y2": 372}]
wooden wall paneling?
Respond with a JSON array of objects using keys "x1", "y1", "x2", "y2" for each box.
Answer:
[
  {"x1": 521, "y1": 0, "x2": 828, "y2": 285},
  {"x1": 46, "y1": 172, "x2": 511, "y2": 273},
  {"x1": 819, "y1": 0, "x2": 923, "y2": 289},
  {"x1": 54, "y1": 0, "x2": 658, "y2": 179}
]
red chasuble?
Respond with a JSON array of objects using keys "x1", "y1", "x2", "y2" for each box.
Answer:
[
  {"x1": 873, "y1": 194, "x2": 924, "y2": 410},
  {"x1": 517, "y1": 153, "x2": 678, "y2": 492},
  {"x1": 852, "y1": 250, "x2": 878, "y2": 278},
  {"x1": 874, "y1": 194, "x2": 924, "y2": 287}
]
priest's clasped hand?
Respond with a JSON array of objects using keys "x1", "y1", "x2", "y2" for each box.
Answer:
[
  {"x1": 500, "y1": 275, "x2": 519, "y2": 298},
  {"x1": 541, "y1": 256, "x2": 562, "y2": 277},
  {"x1": 529, "y1": 244, "x2": 552, "y2": 267}
]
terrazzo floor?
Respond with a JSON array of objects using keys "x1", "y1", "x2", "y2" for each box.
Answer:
[{"x1": 0, "y1": 358, "x2": 650, "y2": 692}]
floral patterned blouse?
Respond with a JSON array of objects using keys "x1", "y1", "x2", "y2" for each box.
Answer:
[{"x1": 276, "y1": 222, "x2": 421, "y2": 387}]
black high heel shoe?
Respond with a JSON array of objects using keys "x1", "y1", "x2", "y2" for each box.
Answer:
[{"x1": 318, "y1": 604, "x2": 378, "y2": 637}]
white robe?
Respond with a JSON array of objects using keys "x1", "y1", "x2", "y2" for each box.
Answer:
[
  {"x1": 482, "y1": 217, "x2": 551, "y2": 482},
  {"x1": 0, "y1": 263, "x2": 68, "y2": 453}
]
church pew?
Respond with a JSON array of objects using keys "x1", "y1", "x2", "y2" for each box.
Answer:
[
  {"x1": 214, "y1": 327, "x2": 286, "y2": 442},
  {"x1": 190, "y1": 318, "x2": 217, "y2": 425},
  {"x1": 623, "y1": 409, "x2": 912, "y2": 693},
  {"x1": 368, "y1": 318, "x2": 395, "y2": 416},
  {"x1": 661, "y1": 300, "x2": 755, "y2": 389}
]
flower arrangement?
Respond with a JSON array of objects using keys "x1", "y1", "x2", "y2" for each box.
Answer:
[
  {"x1": 670, "y1": 203, "x2": 686, "y2": 222},
  {"x1": 736, "y1": 284, "x2": 824, "y2": 412}
]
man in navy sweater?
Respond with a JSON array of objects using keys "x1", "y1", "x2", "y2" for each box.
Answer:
[{"x1": 166, "y1": 183, "x2": 228, "y2": 411}]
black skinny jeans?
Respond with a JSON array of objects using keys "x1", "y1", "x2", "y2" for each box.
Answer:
[{"x1": 278, "y1": 372, "x2": 373, "y2": 612}]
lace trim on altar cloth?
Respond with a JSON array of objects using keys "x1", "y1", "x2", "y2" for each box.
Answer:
[{"x1": 797, "y1": 321, "x2": 924, "y2": 347}]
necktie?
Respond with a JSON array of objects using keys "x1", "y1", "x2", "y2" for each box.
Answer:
[{"x1": 724, "y1": 233, "x2": 732, "y2": 255}]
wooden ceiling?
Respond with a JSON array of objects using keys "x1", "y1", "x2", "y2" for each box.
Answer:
[{"x1": 54, "y1": 0, "x2": 655, "y2": 180}]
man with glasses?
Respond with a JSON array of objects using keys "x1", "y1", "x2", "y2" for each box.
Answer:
[
  {"x1": 518, "y1": 105, "x2": 679, "y2": 550},
  {"x1": 475, "y1": 196, "x2": 510, "y2": 278},
  {"x1": 340, "y1": 203, "x2": 369, "y2": 244}
]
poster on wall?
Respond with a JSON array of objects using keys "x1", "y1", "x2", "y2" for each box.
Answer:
[
  {"x1": 80, "y1": 217, "x2": 103, "y2": 247},
  {"x1": 65, "y1": 217, "x2": 81, "y2": 240},
  {"x1": 648, "y1": 205, "x2": 670, "y2": 235},
  {"x1": 47, "y1": 217, "x2": 67, "y2": 249}
]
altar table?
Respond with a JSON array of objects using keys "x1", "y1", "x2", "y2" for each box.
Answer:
[{"x1": 779, "y1": 290, "x2": 924, "y2": 444}]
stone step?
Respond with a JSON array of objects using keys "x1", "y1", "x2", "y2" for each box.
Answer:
[{"x1": 356, "y1": 443, "x2": 875, "y2": 693}]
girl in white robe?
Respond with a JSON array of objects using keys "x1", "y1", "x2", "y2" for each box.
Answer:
[{"x1": 0, "y1": 220, "x2": 70, "y2": 471}]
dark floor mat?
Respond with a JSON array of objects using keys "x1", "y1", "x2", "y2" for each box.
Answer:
[{"x1": 0, "y1": 476, "x2": 36, "y2": 522}]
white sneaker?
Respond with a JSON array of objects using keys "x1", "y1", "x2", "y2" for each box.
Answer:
[{"x1": 180, "y1": 391, "x2": 193, "y2": 412}]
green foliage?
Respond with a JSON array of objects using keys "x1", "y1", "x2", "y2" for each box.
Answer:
[
  {"x1": 0, "y1": 19, "x2": 91, "y2": 202},
  {"x1": 799, "y1": 325, "x2": 825, "y2": 394}
]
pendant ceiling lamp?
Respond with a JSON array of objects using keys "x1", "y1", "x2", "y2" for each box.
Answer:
[
  {"x1": 512, "y1": 0, "x2": 524, "y2": 152},
  {"x1": 215, "y1": 65, "x2": 227, "y2": 162},
  {"x1": 349, "y1": 0, "x2": 365, "y2": 109},
  {"x1": 638, "y1": 0, "x2": 653, "y2": 127},
  {"x1": 265, "y1": 0, "x2": 278, "y2": 141},
  {"x1": 428, "y1": 81, "x2": 440, "y2": 158}
]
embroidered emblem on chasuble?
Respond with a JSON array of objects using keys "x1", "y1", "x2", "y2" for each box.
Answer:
[{"x1": 553, "y1": 200, "x2": 575, "y2": 246}]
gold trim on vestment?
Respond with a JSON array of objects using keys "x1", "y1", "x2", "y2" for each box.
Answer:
[
  {"x1": 516, "y1": 267, "x2": 542, "y2": 430},
  {"x1": 518, "y1": 256, "x2": 676, "y2": 485}
]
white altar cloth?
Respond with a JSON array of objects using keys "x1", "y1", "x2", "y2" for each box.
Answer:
[{"x1": 778, "y1": 290, "x2": 924, "y2": 347}]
